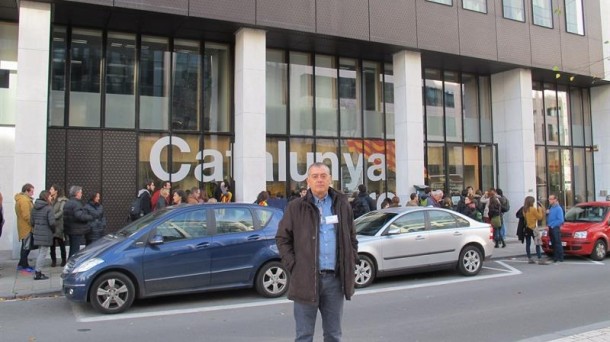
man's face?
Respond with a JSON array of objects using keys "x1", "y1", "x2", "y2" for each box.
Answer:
[
  {"x1": 306, "y1": 165, "x2": 331, "y2": 198},
  {"x1": 148, "y1": 183, "x2": 156, "y2": 191},
  {"x1": 75, "y1": 190, "x2": 82, "y2": 199},
  {"x1": 164, "y1": 182, "x2": 171, "y2": 190},
  {"x1": 300, "y1": 189, "x2": 307, "y2": 197},
  {"x1": 549, "y1": 196, "x2": 557, "y2": 205},
  {"x1": 27, "y1": 188, "x2": 35, "y2": 197}
]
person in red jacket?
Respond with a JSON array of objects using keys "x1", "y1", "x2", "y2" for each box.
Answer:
[{"x1": 151, "y1": 181, "x2": 171, "y2": 211}]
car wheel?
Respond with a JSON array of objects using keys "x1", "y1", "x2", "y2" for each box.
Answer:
[
  {"x1": 590, "y1": 239, "x2": 607, "y2": 261},
  {"x1": 354, "y1": 255, "x2": 376, "y2": 288},
  {"x1": 255, "y1": 261, "x2": 289, "y2": 298},
  {"x1": 457, "y1": 245, "x2": 483, "y2": 276},
  {"x1": 89, "y1": 272, "x2": 135, "y2": 314}
]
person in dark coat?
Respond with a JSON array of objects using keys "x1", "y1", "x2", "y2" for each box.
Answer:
[
  {"x1": 84, "y1": 191, "x2": 107, "y2": 245},
  {"x1": 30, "y1": 190, "x2": 55, "y2": 280},
  {"x1": 276, "y1": 162, "x2": 358, "y2": 341},
  {"x1": 49, "y1": 184, "x2": 68, "y2": 267},
  {"x1": 63, "y1": 185, "x2": 93, "y2": 258}
]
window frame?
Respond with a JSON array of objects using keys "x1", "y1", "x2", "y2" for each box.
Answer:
[
  {"x1": 426, "y1": 0, "x2": 453, "y2": 7},
  {"x1": 462, "y1": 0, "x2": 487, "y2": 14},
  {"x1": 564, "y1": 0, "x2": 585, "y2": 35},
  {"x1": 502, "y1": 0, "x2": 526, "y2": 22},
  {"x1": 531, "y1": 0, "x2": 554, "y2": 29}
]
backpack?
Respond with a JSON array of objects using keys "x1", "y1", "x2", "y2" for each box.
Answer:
[
  {"x1": 352, "y1": 196, "x2": 370, "y2": 219},
  {"x1": 128, "y1": 194, "x2": 143, "y2": 221},
  {"x1": 473, "y1": 209, "x2": 483, "y2": 222},
  {"x1": 500, "y1": 196, "x2": 510, "y2": 213}
]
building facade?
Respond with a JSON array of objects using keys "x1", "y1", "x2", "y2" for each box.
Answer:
[{"x1": 0, "y1": 0, "x2": 609, "y2": 254}]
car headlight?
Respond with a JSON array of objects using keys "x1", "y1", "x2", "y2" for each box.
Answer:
[
  {"x1": 573, "y1": 231, "x2": 587, "y2": 239},
  {"x1": 72, "y1": 258, "x2": 104, "y2": 273}
]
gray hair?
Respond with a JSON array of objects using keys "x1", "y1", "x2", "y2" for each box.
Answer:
[
  {"x1": 307, "y1": 162, "x2": 331, "y2": 176},
  {"x1": 69, "y1": 185, "x2": 82, "y2": 197},
  {"x1": 432, "y1": 189, "x2": 444, "y2": 197}
]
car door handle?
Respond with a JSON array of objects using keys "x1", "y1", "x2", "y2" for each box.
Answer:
[
  {"x1": 188, "y1": 242, "x2": 210, "y2": 250},
  {"x1": 247, "y1": 234, "x2": 261, "y2": 241},
  {"x1": 415, "y1": 235, "x2": 426, "y2": 240},
  {"x1": 453, "y1": 232, "x2": 462, "y2": 236}
]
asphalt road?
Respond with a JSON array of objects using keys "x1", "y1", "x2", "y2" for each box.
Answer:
[{"x1": 1, "y1": 257, "x2": 610, "y2": 342}]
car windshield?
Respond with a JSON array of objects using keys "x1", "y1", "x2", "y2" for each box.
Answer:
[
  {"x1": 355, "y1": 211, "x2": 398, "y2": 236},
  {"x1": 565, "y1": 205, "x2": 608, "y2": 223},
  {"x1": 114, "y1": 208, "x2": 173, "y2": 237}
]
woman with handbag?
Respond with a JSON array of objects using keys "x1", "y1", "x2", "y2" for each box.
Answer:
[
  {"x1": 487, "y1": 189, "x2": 505, "y2": 248},
  {"x1": 521, "y1": 196, "x2": 546, "y2": 264},
  {"x1": 30, "y1": 190, "x2": 56, "y2": 280}
]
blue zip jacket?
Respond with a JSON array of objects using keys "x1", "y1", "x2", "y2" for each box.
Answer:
[{"x1": 547, "y1": 203, "x2": 564, "y2": 229}]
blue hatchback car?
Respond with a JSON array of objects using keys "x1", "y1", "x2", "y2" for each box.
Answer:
[{"x1": 62, "y1": 203, "x2": 288, "y2": 314}]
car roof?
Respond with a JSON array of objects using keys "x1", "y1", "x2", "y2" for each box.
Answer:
[
  {"x1": 576, "y1": 201, "x2": 610, "y2": 207},
  {"x1": 375, "y1": 206, "x2": 455, "y2": 214}
]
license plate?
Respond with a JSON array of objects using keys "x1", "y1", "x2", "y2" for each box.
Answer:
[{"x1": 562, "y1": 241, "x2": 567, "y2": 246}]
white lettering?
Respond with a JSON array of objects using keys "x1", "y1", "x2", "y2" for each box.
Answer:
[
  {"x1": 194, "y1": 149, "x2": 224, "y2": 182},
  {"x1": 150, "y1": 136, "x2": 191, "y2": 182}
]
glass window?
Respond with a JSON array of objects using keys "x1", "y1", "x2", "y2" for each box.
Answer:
[
  {"x1": 463, "y1": 146, "x2": 480, "y2": 191},
  {"x1": 384, "y1": 63, "x2": 394, "y2": 139},
  {"x1": 447, "y1": 145, "x2": 464, "y2": 195},
  {"x1": 561, "y1": 149, "x2": 573, "y2": 208},
  {"x1": 427, "y1": 0, "x2": 452, "y2": 5},
  {"x1": 315, "y1": 55, "x2": 338, "y2": 136},
  {"x1": 138, "y1": 133, "x2": 170, "y2": 188},
  {"x1": 544, "y1": 83, "x2": 558, "y2": 145},
  {"x1": 214, "y1": 207, "x2": 255, "y2": 234},
  {"x1": 572, "y1": 148, "x2": 585, "y2": 205},
  {"x1": 363, "y1": 138, "x2": 387, "y2": 197},
  {"x1": 204, "y1": 43, "x2": 231, "y2": 132},
  {"x1": 444, "y1": 71, "x2": 462, "y2": 143},
  {"x1": 585, "y1": 150, "x2": 594, "y2": 202},
  {"x1": 172, "y1": 39, "x2": 201, "y2": 131},
  {"x1": 155, "y1": 209, "x2": 208, "y2": 242},
  {"x1": 69, "y1": 28, "x2": 102, "y2": 127},
  {"x1": 140, "y1": 36, "x2": 170, "y2": 130},
  {"x1": 536, "y1": 146, "x2": 547, "y2": 205},
  {"x1": 480, "y1": 145, "x2": 494, "y2": 191},
  {"x1": 479, "y1": 76, "x2": 492, "y2": 143},
  {"x1": 582, "y1": 89, "x2": 592, "y2": 146},
  {"x1": 290, "y1": 52, "x2": 313, "y2": 135},
  {"x1": 557, "y1": 86, "x2": 570, "y2": 146},
  {"x1": 425, "y1": 69, "x2": 444, "y2": 142},
  {"x1": 170, "y1": 134, "x2": 200, "y2": 192},
  {"x1": 266, "y1": 137, "x2": 288, "y2": 196},
  {"x1": 267, "y1": 49, "x2": 287, "y2": 134},
  {"x1": 426, "y1": 143, "x2": 446, "y2": 190},
  {"x1": 532, "y1": 83, "x2": 545, "y2": 145},
  {"x1": 390, "y1": 212, "x2": 426, "y2": 234},
  {"x1": 105, "y1": 32, "x2": 136, "y2": 128},
  {"x1": 363, "y1": 61, "x2": 384, "y2": 139},
  {"x1": 339, "y1": 58, "x2": 361, "y2": 137},
  {"x1": 503, "y1": 0, "x2": 525, "y2": 22},
  {"x1": 316, "y1": 138, "x2": 340, "y2": 190},
  {"x1": 463, "y1": 0, "x2": 487, "y2": 13},
  {"x1": 202, "y1": 135, "x2": 232, "y2": 184},
  {"x1": 253, "y1": 207, "x2": 275, "y2": 227},
  {"x1": 547, "y1": 148, "x2": 561, "y2": 201},
  {"x1": 565, "y1": 0, "x2": 584, "y2": 35},
  {"x1": 0, "y1": 22, "x2": 18, "y2": 126},
  {"x1": 340, "y1": 138, "x2": 364, "y2": 195},
  {"x1": 288, "y1": 138, "x2": 314, "y2": 191},
  {"x1": 462, "y1": 74, "x2": 479, "y2": 143},
  {"x1": 570, "y1": 88, "x2": 584, "y2": 146},
  {"x1": 532, "y1": 0, "x2": 553, "y2": 28},
  {"x1": 428, "y1": 210, "x2": 458, "y2": 230}
]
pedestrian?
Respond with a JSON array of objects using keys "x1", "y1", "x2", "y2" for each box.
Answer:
[
  {"x1": 390, "y1": 196, "x2": 401, "y2": 207},
  {"x1": 276, "y1": 162, "x2": 358, "y2": 342},
  {"x1": 496, "y1": 188, "x2": 510, "y2": 238},
  {"x1": 139, "y1": 180, "x2": 155, "y2": 216},
  {"x1": 172, "y1": 189, "x2": 187, "y2": 205},
  {"x1": 380, "y1": 198, "x2": 392, "y2": 209},
  {"x1": 84, "y1": 191, "x2": 106, "y2": 245},
  {"x1": 486, "y1": 189, "x2": 505, "y2": 248},
  {"x1": 15, "y1": 183, "x2": 35, "y2": 272},
  {"x1": 156, "y1": 187, "x2": 170, "y2": 210},
  {"x1": 64, "y1": 185, "x2": 93, "y2": 258},
  {"x1": 459, "y1": 195, "x2": 482, "y2": 221},
  {"x1": 30, "y1": 190, "x2": 55, "y2": 280},
  {"x1": 49, "y1": 184, "x2": 68, "y2": 267},
  {"x1": 255, "y1": 191, "x2": 269, "y2": 206},
  {"x1": 215, "y1": 180, "x2": 233, "y2": 203},
  {"x1": 519, "y1": 196, "x2": 545, "y2": 264},
  {"x1": 546, "y1": 194, "x2": 565, "y2": 263},
  {"x1": 187, "y1": 186, "x2": 201, "y2": 204},
  {"x1": 406, "y1": 193, "x2": 419, "y2": 207},
  {"x1": 151, "y1": 181, "x2": 171, "y2": 211}
]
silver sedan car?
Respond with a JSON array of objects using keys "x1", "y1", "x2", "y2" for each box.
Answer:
[{"x1": 354, "y1": 207, "x2": 494, "y2": 288}]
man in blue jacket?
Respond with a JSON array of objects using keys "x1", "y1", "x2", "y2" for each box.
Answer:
[{"x1": 547, "y1": 194, "x2": 565, "y2": 263}]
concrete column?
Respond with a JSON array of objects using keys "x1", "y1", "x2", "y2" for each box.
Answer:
[
  {"x1": 491, "y1": 68, "x2": 534, "y2": 235},
  {"x1": 591, "y1": 85, "x2": 610, "y2": 200},
  {"x1": 234, "y1": 28, "x2": 266, "y2": 203},
  {"x1": 11, "y1": 1, "x2": 51, "y2": 257},
  {"x1": 393, "y1": 51, "x2": 425, "y2": 206}
]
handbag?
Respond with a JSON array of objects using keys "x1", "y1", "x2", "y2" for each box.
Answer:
[
  {"x1": 23, "y1": 232, "x2": 39, "y2": 250},
  {"x1": 490, "y1": 215, "x2": 502, "y2": 229}
]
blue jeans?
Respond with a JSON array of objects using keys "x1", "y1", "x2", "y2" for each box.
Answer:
[
  {"x1": 549, "y1": 227, "x2": 564, "y2": 262},
  {"x1": 68, "y1": 234, "x2": 84, "y2": 259},
  {"x1": 294, "y1": 273, "x2": 344, "y2": 342},
  {"x1": 525, "y1": 234, "x2": 541, "y2": 259}
]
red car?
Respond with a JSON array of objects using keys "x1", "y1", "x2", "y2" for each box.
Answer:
[{"x1": 541, "y1": 202, "x2": 610, "y2": 261}]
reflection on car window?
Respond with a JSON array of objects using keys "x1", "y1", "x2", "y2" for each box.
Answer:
[
  {"x1": 455, "y1": 215, "x2": 470, "y2": 228},
  {"x1": 428, "y1": 210, "x2": 458, "y2": 230},
  {"x1": 566, "y1": 206, "x2": 608, "y2": 223},
  {"x1": 253, "y1": 207, "x2": 274, "y2": 227},
  {"x1": 155, "y1": 209, "x2": 207, "y2": 242},
  {"x1": 214, "y1": 208, "x2": 255, "y2": 234},
  {"x1": 389, "y1": 212, "x2": 426, "y2": 234},
  {"x1": 355, "y1": 212, "x2": 397, "y2": 236}
]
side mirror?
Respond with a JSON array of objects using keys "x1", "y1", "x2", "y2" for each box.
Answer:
[
  {"x1": 149, "y1": 234, "x2": 164, "y2": 245},
  {"x1": 387, "y1": 227, "x2": 401, "y2": 235}
]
